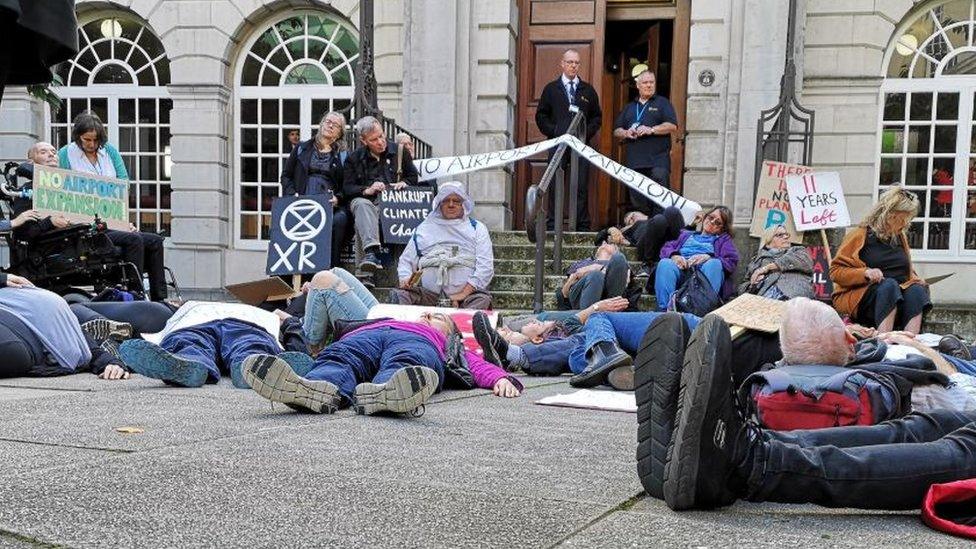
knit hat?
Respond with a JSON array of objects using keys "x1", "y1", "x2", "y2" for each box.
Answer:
[{"x1": 922, "y1": 478, "x2": 976, "y2": 540}]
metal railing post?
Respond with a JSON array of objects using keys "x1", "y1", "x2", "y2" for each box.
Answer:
[
  {"x1": 568, "y1": 151, "x2": 579, "y2": 232},
  {"x1": 553, "y1": 165, "x2": 564, "y2": 275},
  {"x1": 533, "y1": 211, "x2": 546, "y2": 313}
]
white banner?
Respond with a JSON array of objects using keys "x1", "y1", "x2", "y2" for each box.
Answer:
[{"x1": 413, "y1": 134, "x2": 701, "y2": 224}]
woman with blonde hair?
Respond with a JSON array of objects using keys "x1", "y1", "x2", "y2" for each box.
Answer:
[
  {"x1": 830, "y1": 186, "x2": 929, "y2": 332},
  {"x1": 280, "y1": 111, "x2": 349, "y2": 267},
  {"x1": 739, "y1": 224, "x2": 814, "y2": 300}
]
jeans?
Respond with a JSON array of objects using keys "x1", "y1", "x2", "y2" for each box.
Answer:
[
  {"x1": 630, "y1": 165, "x2": 670, "y2": 217},
  {"x1": 160, "y1": 319, "x2": 280, "y2": 383},
  {"x1": 654, "y1": 258, "x2": 724, "y2": 310},
  {"x1": 944, "y1": 354, "x2": 976, "y2": 376},
  {"x1": 749, "y1": 410, "x2": 976, "y2": 510},
  {"x1": 331, "y1": 207, "x2": 350, "y2": 268},
  {"x1": 349, "y1": 197, "x2": 381, "y2": 250},
  {"x1": 568, "y1": 312, "x2": 701, "y2": 374},
  {"x1": 521, "y1": 333, "x2": 584, "y2": 376},
  {"x1": 70, "y1": 301, "x2": 175, "y2": 337},
  {"x1": 856, "y1": 278, "x2": 931, "y2": 330},
  {"x1": 106, "y1": 230, "x2": 167, "y2": 301},
  {"x1": 305, "y1": 326, "x2": 445, "y2": 405},
  {"x1": 559, "y1": 252, "x2": 630, "y2": 310},
  {"x1": 303, "y1": 267, "x2": 378, "y2": 347}
]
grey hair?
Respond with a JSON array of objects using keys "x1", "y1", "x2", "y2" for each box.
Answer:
[
  {"x1": 354, "y1": 116, "x2": 382, "y2": 137},
  {"x1": 395, "y1": 132, "x2": 412, "y2": 144},
  {"x1": 635, "y1": 69, "x2": 655, "y2": 81},
  {"x1": 779, "y1": 297, "x2": 850, "y2": 366}
]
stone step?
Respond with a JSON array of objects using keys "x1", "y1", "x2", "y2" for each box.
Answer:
[
  {"x1": 371, "y1": 287, "x2": 654, "y2": 311},
  {"x1": 490, "y1": 274, "x2": 565, "y2": 293},
  {"x1": 493, "y1": 258, "x2": 645, "y2": 276},
  {"x1": 492, "y1": 243, "x2": 640, "y2": 261},
  {"x1": 489, "y1": 231, "x2": 599, "y2": 246},
  {"x1": 925, "y1": 305, "x2": 976, "y2": 341}
]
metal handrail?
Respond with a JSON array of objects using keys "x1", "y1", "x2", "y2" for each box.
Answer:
[{"x1": 526, "y1": 111, "x2": 586, "y2": 313}]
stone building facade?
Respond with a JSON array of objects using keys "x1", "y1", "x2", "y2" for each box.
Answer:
[{"x1": 1, "y1": 0, "x2": 975, "y2": 305}]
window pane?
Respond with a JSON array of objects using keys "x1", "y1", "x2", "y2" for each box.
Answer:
[
  {"x1": 283, "y1": 99, "x2": 300, "y2": 125},
  {"x1": 883, "y1": 93, "x2": 906, "y2": 121},
  {"x1": 241, "y1": 186, "x2": 258, "y2": 211},
  {"x1": 910, "y1": 93, "x2": 933, "y2": 121},
  {"x1": 907, "y1": 222, "x2": 924, "y2": 249},
  {"x1": 880, "y1": 126, "x2": 904, "y2": 153},
  {"x1": 261, "y1": 185, "x2": 278, "y2": 211},
  {"x1": 932, "y1": 157, "x2": 955, "y2": 185},
  {"x1": 965, "y1": 223, "x2": 976, "y2": 250},
  {"x1": 138, "y1": 127, "x2": 157, "y2": 152},
  {"x1": 242, "y1": 128, "x2": 257, "y2": 154},
  {"x1": 906, "y1": 125, "x2": 931, "y2": 153},
  {"x1": 242, "y1": 157, "x2": 258, "y2": 183},
  {"x1": 138, "y1": 98, "x2": 156, "y2": 123},
  {"x1": 928, "y1": 221, "x2": 950, "y2": 250},
  {"x1": 139, "y1": 156, "x2": 157, "y2": 180},
  {"x1": 904, "y1": 157, "x2": 928, "y2": 185},
  {"x1": 944, "y1": 51, "x2": 976, "y2": 75},
  {"x1": 241, "y1": 99, "x2": 258, "y2": 124},
  {"x1": 160, "y1": 99, "x2": 172, "y2": 124},
  {"x1": 242, "y1": 57, "x2": 261, "y2": 86},
  {"x1": 261, "y1": 99, "x2": 279, "y2": 124},
  {"x1": 933, "y1": 125, "x2": 957, "y2": 153},
  {"x1": 879, "y1": 157, "x2": 901, "y2": 185},
  {"x1": 312, "y1": 99, "x2": 330, "y2": 124},
  {"x1": 930, "y1": 189, "x2": 953, "y2": 217},
  {"x1": 936, "y1": 92, "x2": 959, "y2": 119},
  {"x1": 241, "y1": 214, "x2": 258, "y2": 239},
  {"x1": 261, "y1": 128, "x2": 277, "y2": 153},
  {"x1": 969, "y1": 190, "x2": 976, "y2": 219},
  {"x1": 261, "y1": 157, "x2": 278, "y2": 183},
  {"x1": 120, "y1": 99, "x2": 135, "y2": 123},
  {"x1": 160, "y1": 184, "x2": 171, "y2": 208},
  {"x1": 92, "y1": 64, "x2": 132, "y2": 84},
  {"x1": 971, "y1": 124, "x2": 976, "y2": 153},
  {"x1": 118, "y1": 127, "x2": 136, "y2": 152}
]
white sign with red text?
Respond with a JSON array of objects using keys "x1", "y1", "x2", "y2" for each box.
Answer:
[{"x1": 784, "y1": 171, "x2": 851, "y2": 231}]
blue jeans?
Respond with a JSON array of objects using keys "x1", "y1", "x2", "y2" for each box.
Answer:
[
  {"x1": 521, "y1": 333, "x2": 584, "y2": 376},
  {"x1": 160, "y1": 319, "x2": 279, "y2": 383},
  {"x1": 750, "y1": 409, "x2": 976, "y2": 509},
  {"x1": 568, "y1": 312, "x2": 701, "y2": 374},
  {"x1": 305, "y1": 327, "x2": 445, "y2": 405},
  {"x1": 654, "y1": 258, "x2": 724, "y2": 310},
  {"x1": 557, "y1": 252, "x2": 630, "y2": 310},
  {"x1": 303, "y1": 267, "x2": 378, "y2": 347},
  {"x1": 944, "y1": 354, "x2": 976, "y2": 376}
]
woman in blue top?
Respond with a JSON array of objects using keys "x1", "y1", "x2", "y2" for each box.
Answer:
[
  {"x1": 57, "y1": 111, "x2": 128, "y2": 179},
  {"x1": 655, "y1": 205, "x2": 739, "y2": 309}
]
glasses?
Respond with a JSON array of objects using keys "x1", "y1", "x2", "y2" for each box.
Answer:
[
  {"x1": 323, "y1": 120, "x2": 342, "y2": 128},
  {"x1": 705, "y1": 215, "x2": 725, "y2": 227},
  {"x1": 562, "y1": 60, "x2": 581, "y2": 65},
  {"x1": 773, "y1": 232, "x2": 789, "y2": 239}
]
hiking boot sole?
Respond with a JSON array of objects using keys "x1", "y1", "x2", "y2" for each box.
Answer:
[
  {"x1": 120, "y1": 339, "x2": 208, "y2": 388},
  {"x1": 81, "y1": 319, "x2": 133, "y2": 342},
  {"x1": 473, "y1": 313, "x2": 508, "y2": 370},
  {"x1": 354, "y1": 366, "x2": 438, "y2": 415},
  {"x1": 663, "y1": 314, "x2": 732, "y2": 511},
  {"x1": 635, "y1": 313, "x2": 690, "y2": 500},
  {"x1": 243, "y1": 354, "x2": 340, "y2": 414},
  {"x1": 607, "y1": 365, "x2": 635, "y2": 391}
]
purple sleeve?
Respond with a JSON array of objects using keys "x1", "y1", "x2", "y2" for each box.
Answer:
[
  {"x1": 465, "y1": 350, "x2": 525, "y2": 392},
  {"x1": 715, "y1": 234, "x2": 740, "y2": 274},
  {"x1": 659, "y1": 231, "x2": 689, "y2": 260}
]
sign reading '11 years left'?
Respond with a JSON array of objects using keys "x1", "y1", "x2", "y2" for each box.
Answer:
[{"x1": 33, "y1": 165, "x2": 130, "y2": 230}]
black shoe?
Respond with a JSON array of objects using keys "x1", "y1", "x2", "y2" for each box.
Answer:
[
  {"x1": 938, "y1": 335, "x2": 973, "y2": 361},
  {"x1": 569, "y1": 340, "x2": 632, "y2": 388},
  {"x1": 635, "y1": 313, "x2": 691, "y2": 500},
  {"x1": 473, "y1": 312, "x2": 512, "y2": 371},
  {"x1": 663, "y1": 314, "x2": 756, "y2": 511},
  {"x1": 359, "y1": 250, "x2": 383, "y2": 272}
]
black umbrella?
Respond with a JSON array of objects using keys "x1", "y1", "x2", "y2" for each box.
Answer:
[{"x1": 0, "y1": 0, "x2": 77, "y2": 104}]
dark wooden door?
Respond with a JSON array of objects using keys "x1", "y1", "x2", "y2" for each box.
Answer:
[{"x1": 514, "y1": 0, "x2": 607, "y2": 229}]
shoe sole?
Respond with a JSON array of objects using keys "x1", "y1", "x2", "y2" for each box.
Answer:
[
  {"x1": 634, "y1": 313, "x2": 689, "y2": 500},
  {"x1": 82, "y1": 319, "x2": 133, "y2": 342},
  {"x1": 607, "y1": 365, "x2": 635, "y2": 391},
  {"x1": 359, "y1": 261, "x2": 382, "y2": 272},
  {"x1": 120, "y1": 340, "x2": 208, "y2": 387},
  {"x1": 243, "y1": 355, "x2": 340, "y2": 414},
  {"x1": 473, "y1": 314, "x2": 505, "y2": 368},
  {"x1": 354, "y1": 366, "x2": 438, "y2": 415},
  {"x1": 663, "y1": 314, "x2": 731, "y2": 511},
  {"x1": 569, "y1": 353, "x2": 633, "y2": 388}
]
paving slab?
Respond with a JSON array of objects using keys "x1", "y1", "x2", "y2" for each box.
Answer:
[{"x1": 0, "y1": 440, "x2": 111, "y2": 482}]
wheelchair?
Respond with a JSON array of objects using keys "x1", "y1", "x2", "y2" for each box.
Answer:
[{"x1": 1, "y1": 161, "x2": 180, "y2": 303}]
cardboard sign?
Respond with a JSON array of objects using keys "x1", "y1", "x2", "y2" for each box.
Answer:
[
  {"x1": 750, "y1": 160, "x2": 810, "y2": 244},
  {"x1": 379, "y1": 188, "x2": 434, "y2": 244},
  {"x1": 32, "y1": 165, "x2": 130, "y2": 230},
  {"x1": 711, "y1": 294, "x2": 787, "y2": 334},
  {"x1": 785, "y1": 172, "x2": 851, "y2": 231},
  {"x1": 225, "y1": 278, "x2": 301, "y2": 305},
  {"x1": 265, "y1": 194, "x2": 332, "y2": 276},
  {"x1": 368, "y1": 304, "x2": 498, "y2": 357},
  {"x1": 807, "y1": 245, "x2": 834, "y2": 302}
]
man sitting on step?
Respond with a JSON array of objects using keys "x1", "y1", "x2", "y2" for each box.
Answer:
[
  {"x1": 395, "y1": 181, "x2": 494, "y2": 309},
  {"x1": 243, "y1": 312, "x2": 522, "y2": 416},
  {"x1": 119, "y1": 301, "x2": 311, "y2": 388}
]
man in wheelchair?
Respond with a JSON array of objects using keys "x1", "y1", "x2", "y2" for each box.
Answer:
[{"x1": 1, "y1": 142, "x2": 168, "y2": 301}]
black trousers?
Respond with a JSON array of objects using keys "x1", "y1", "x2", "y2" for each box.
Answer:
[
  {"x1": 630, "y1": 166, "x2": 670, "y2": 217},
  {"x1": 856, "y1": 277, "x2": 931, "y2": 329},
  {"x1": 69, "y1": 301, "x2": 175, "y2": 337},
  {"x1": 750, "y1": 410, "x2": 976, "y2": 510},
  {"x1": 105, "y1": 230, "x2": 167, "y2": 301},
  {"x1": 546, "y1": 153, "x2": 591, "y2": 231},
  {"x1": 0, "y1": 308, "x2": 44, "y2": 378}
]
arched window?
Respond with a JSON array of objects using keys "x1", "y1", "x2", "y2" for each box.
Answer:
[
  {"x1": 880, "y1": 0, "x2": 976, "y2": 256},
  {"x1": 235, "y1": 12, "x2": 358, "y2": 245},
  {"x1": 49, "y1": 16, "x2": 172, "y2": 235}
]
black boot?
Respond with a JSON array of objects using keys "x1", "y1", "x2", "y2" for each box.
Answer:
[
  {"x1": 569, "y1": 340, "x2": 632, "y2": 388},
  {"x1": 663, "y1": 314, "x2": 761, "y2": 511},
  {"x1": 473, "y1": 312, "x2": 512, "y2": 371},
  {"x1": 938, "y1": 335, "x2": 973, "y2": 361}
]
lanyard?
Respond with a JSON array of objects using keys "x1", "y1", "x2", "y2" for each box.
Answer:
[{"x1": 634, "y1": 100, "x2": 651, "y2": 125}]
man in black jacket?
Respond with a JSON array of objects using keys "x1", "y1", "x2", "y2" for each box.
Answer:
[
  {"x1": 535, "y1": 48, "x2": 602, "y2": 231},
  {"x1": 342, "y1": 116, "x2": 423, "y2": 271}
]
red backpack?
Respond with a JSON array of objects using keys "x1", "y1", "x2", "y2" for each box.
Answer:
[{"x1": 739, "y1": 365, "x2": 904, "y2": 431}]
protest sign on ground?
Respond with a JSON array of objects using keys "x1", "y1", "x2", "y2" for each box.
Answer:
[
  {"x1": 33, "y1": 165, "x2": 130, "y2": 230},
  {"x1": 749, "y1": 160, "x2": 811, "y2": 244},
  {"x1": 379, "y1": 187, "x2": 434, "y2": 244},
  {"x1": 785, "y1": 171, "x2": 851, "y2": 231},
  {"x1": 265, "y1": 194, "x2": 332, "y2": 276},
  {"x1": 712, "y1": 294, "x2": 787, "y2": 334}
]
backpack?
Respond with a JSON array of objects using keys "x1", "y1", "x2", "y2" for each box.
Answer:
[
  {"x1": 739, "y1": 365, "x2": 904, "y2": 431},
  {"x1": 668, "y1": 267, "x2": 721, "y2": 317}
]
